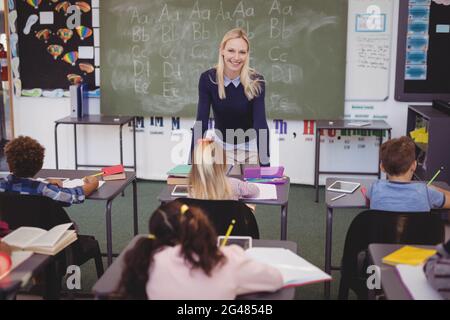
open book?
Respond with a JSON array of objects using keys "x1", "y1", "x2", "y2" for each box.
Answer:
[
  {"x1": 1, "y1": 223, "x2": 77, "y2": 256},
  {"x1": 245, "y1": 247, "x2": 331, "y2": 288},
  {"x1": 395, "y1": 265, "x2": 443, "y2": 300}
]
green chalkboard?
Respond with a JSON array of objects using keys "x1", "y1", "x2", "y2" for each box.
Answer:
[{"x1": 100, "y1": 0, "x2": 348, "y2": 119}]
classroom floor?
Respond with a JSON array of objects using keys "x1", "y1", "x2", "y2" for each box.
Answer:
[{"x1": 17, "y1": 180, "x2": 450, "y2": 300}]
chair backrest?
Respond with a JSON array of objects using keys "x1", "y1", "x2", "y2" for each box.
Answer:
[
  {"x1": 175, "y1": 198, "x2": 260, "y2": 239},
  {"x1": 0, "y1": 193, "x2": 72, "y2": 230},
  {"x1": 340, "y1": 209, "x2": 445, "y2": 296}
]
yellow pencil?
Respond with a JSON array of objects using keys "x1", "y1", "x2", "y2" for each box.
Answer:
[
  {"x1": 83, "y1": 172, "x2": 103, "y2": 180},
  {"x1": 220, "y1": 219, "x2": 236, "y2": 247}
]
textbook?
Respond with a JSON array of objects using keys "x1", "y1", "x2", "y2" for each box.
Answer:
[
  {"x1": 102, "y1": 164, "x2": 124, "y2": 176},
  {"x1": 167, "y1": 165, "x2": 192, "y2": 177},
  {"x1": 245, "y1": 247, "x2": 332, "y2": 288},
  {"x1": 382, "y1": 246, "x2": 437, "y2": 266},
  {"x1": 167, "y1": 176, "x2": 189, "y2": 185},
  {"x1": 102, "y1": 172, "x2": 126, "y2": 181},
  {"x1": 1, "y1": 223, "x2": 77, "y2": 256}
]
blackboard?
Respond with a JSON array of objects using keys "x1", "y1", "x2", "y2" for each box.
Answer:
[
  {"x1": 16, "y1": 0, "x2": 97, "y2": 90},
  {"x1": 100, "y1": 0, "x2": 348, "y2": 119},
  {"x1": 395, "y1": 0, "x2": 450, "y2": 102}
]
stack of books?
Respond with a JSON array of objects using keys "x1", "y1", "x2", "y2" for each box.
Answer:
[
  {"x1": 102, "y1": 164, "x2": 126, "y2": 181},
  {"x1": 167, "y1": 165, "x2": 191, "y2": 185}
]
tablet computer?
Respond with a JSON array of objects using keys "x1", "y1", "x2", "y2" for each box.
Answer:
[
  {"x1": 171, "y1": 185, "x2": 189, "y2": 197},
  {"x1": 327, "y1": 180, "x2": 360, "y2": 194},
  {"x1": 217, "y1": 236, "x2": 252, "y2": 250}
]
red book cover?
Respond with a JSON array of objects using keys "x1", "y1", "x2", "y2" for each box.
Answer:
[{"x1": 102, "y1": 164, "x2": 124, "y2": 176}]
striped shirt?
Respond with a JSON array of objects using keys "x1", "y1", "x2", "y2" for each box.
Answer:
[
  {"x1": 0, "y1": 174, "x2": 85, "y2": 207},
  {"x1": 424, "y1": 241, "x2": 450, "y2": 300}
]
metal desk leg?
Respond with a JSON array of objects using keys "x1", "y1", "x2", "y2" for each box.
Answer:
[
  {"x1": 378, "y1": 130, "x2": 383, "y2": 179},
  {"x1": 119, "y1": 124, "x2": 124, "y2": 167},
  {"x1": 133, "y1": 117, "x2": 137, "y2": 173},
  {"x1": 314, "y1": 127, "x2": 321, "y2": 202},
  {"x1": 132, "y1": 179, "x2": 138, "y2": 235},
  {"x1": 74, "y1": 124, "x2": 78, "y2": 170},
  {"x1": 54, "y1": 123, "x2": 60, "y2": 169},
  {"x1": 105, "y1": 200, "x2": 113, "y2": 266},
  {"x1": 324, "y1": 206, "x2": 333, "y2": 300},
  {"x1": 280, "y1": 204, "x2": 288, "y2": 240}
]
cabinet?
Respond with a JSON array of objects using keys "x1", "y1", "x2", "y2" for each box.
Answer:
[{"x1": 407, "y1": 105, "x2": 450, "y2": 184}]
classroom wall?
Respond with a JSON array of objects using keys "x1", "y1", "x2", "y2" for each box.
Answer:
[{"x1": 10, "y1": 0, "x2": 415, "y2": 184}]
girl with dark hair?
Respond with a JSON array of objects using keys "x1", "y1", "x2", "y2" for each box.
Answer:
[{"x1": 117, "y1": 200, "x2": 282, "y2": 300}]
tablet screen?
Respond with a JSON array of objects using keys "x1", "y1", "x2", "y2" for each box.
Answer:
[
  {"x1": 217, "y1": 236, "x2": 252, "y2": 250},
  {"x1": 327, "y1": 181, "x2": 360, "y2": 193},
  {"x1": 171, "y1": 185, "x2": 189, "y2": 197}
]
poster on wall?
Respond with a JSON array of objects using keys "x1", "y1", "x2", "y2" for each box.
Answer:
[
  {"x1": 395, "y1": 0, "x2": 450, "y2": 102},
  {"x1": 9, "y1": 0, "x2": 100, "y2": 98}
]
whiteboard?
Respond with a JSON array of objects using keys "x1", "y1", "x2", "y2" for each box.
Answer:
[{"x1": 345, "y1": 0, "x2": 394, "y2": 101}]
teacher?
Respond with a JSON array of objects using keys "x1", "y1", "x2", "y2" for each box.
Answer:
[{"x1": 193, "y1": 28, "x2": 270, "y2": 169}]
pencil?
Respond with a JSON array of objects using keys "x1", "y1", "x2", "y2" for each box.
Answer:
[
  {"x1": 83, "y1": 172, "x2": 104, "y2": 180},
  {"x1": 220, "y1": 219, "x2": 236, "y2": 247},
  {"x1": 427, "y1": 168, "x2": 442, "y2": 185}
]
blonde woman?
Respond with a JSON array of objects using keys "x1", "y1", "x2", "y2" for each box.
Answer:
[
  {"x1": 189, "y1": 139, "x2": 259, "y2": 201},
  {"x1": 193, "y1": 28, "x2": 270, "y2": 173}
]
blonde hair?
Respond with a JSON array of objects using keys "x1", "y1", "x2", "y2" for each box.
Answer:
[
  {"x1": 189, "y1": 140, "x2": 233, "y2": 200},
  {"x1": 216, "y1": 28, "x2": 262, "y2": 100}
]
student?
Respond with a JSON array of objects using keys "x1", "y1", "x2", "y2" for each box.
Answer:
[
  {"x1": 189, "y1": 139, "x2": 259, "y2": 200},
  {"x1": 193, "y1": 28, "x2": 270, "y2": 170},
  {"x1": 366, "y1": 136, "x2": 450, "y2": 211},
  {"x1": 117, "y1": 200, "x2": 283, "y2": 300},
  {"x1": 424, "y1": 239, "x2": 450, "y2": 300},
  {"x1": 0, "y1": 136, "x2": 98, "y2": 206}
]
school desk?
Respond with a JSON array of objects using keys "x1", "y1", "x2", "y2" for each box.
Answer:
[
  {"x1": 0, "y1": 253, "x2": 59, "y2": 299},
  {"x1": 92, "y1": 235, "x2": 297, "y2": 300},
  {"x1": 36, "y1": 169, "x2": 138, "y2": 266},
  {"x1": 158, "y1": 177, "x2": 290, "y2": 240},
  {"x1": 314, "y1": 120, "x2": 392, "y2": 202},
  {"x1": 323, "y1": 177, "x2": 449, "y2": 299},
  {"x1": 368, "y1": 243, "x2": 436, "y2": 300},
  {"x1": 54, "y1": 115, "x2": 137, "y2": 173}
]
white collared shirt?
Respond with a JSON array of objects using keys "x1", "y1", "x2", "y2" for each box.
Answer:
[{"x1": 224, "y1": 75, "x2": 241, "y2": 88}]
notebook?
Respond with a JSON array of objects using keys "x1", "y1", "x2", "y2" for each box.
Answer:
[
  {"x1": 245, "y1": 247, "x2": 331, "y2": 288},
  {"x1": 395, "y1": 265, "x2": 443, "y2": 300},
  {"x1": 382, "y1": 246, "x2": 437, "y2": 266}
]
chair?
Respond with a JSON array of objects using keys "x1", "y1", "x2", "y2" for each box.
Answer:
[
  {"x1": 175, "y1": 198, "x2": 260, "y2": 239},
  {"x1": 0, "y1": 192, "x2": 104, "y2": 297},
  {"x1": 338, "y1": 209, "x2": 445, "y2": 300}
]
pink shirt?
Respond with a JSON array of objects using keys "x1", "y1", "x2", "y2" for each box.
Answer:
[{"x1": 146, "y1": 244, "x2": 283, "y2": 300}]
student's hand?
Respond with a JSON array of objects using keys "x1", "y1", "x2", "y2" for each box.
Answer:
[
  {"x1": 46, "y1": 179, "x2": 63, "y2": 188},
  {"x1": 83, "y1": 175, "x2": 99, "y2": 186}
]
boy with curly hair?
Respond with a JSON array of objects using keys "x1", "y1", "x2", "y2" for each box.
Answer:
[{"x1": 0, "y1": 136, "x2": 98, "y2": 206}]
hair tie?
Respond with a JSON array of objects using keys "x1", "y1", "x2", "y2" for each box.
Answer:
[
  {"x1": 148, "y1": 234, "x2": 156, "y2": 240},
  {"x1": 180, "y1": 204, "x2": 189, "y2": 215}
]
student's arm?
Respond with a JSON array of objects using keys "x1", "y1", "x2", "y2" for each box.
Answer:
[
  {"x1": 225, "y1": 246, "x2": 283, "y2": 295},
  {"x1": 428, "y1": 185, "x2": 450, "y2": 209},
  {"x1": 82, "y1": 176, "x2": 99, "y2": 197}
]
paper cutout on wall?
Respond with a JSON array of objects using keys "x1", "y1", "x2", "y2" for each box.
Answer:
[
  {"x1": 24, "y1": 14, "x2": 38, "y2": 35},
  {"x1": 75, "y1": 26, "x2": 92, "y2": 40},
  {"x1": 75, "y1": 1, "x2": 91, "y2": 13},
  {"x1": 35, "y1": 29, "x2": 51, "y2": 42},
  {"x1": 67, "y1": 73, "x2": 83, "y2": 84},
  {"x1": 57, "y1": 28, "x2": 73, "y2": 43},
  {"x1": 47, "y1": 44, "x2": 63, "y2": 60},
  {"x1": 62, "y1": 51, "x2": 78, "y2": 65},
  {"x1": 55, "y1": 1, "x2": 70, "y2": 15},
  {"x1": 26, "y1": 0, "x2": 42, "y2": 10},
  {"x1": 79, "y1": 62, "x2": 94, "y2": 74}
]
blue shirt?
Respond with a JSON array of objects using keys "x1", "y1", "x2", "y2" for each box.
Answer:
[
  {"x1": 0, "y1": 175, "x2": 85, "y2": 207},
  {"x1": 367, "y1": 180, "x2": 445, "y2": 212},
  {"x1": 195, "y1": 68, "x2": 270, "y2": 165}
]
